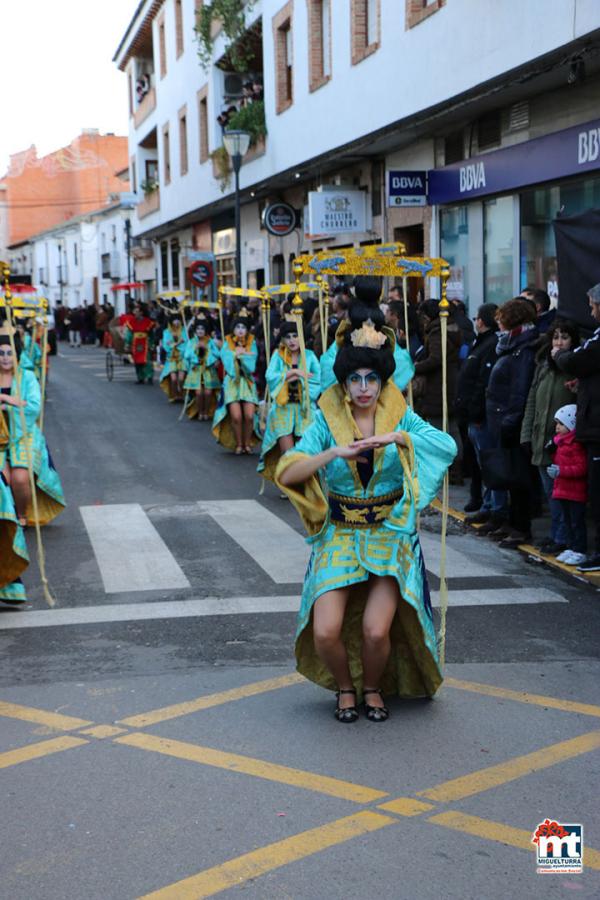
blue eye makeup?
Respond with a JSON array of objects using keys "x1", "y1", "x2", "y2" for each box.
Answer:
[{"x1": 346, "y1": 371, "x2": 381, "y2": 389}]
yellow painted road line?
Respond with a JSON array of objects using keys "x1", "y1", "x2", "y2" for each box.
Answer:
[
  {"x1": 0, "y1": 736, "x2": 89, "y2": 770},
  {"x1": 0, "y1": 700, "x2": 92, "y2": 731},
  {"x1": 428, "y1": 811, "x2": 600, "y2": 871},
  {"x1": 79, "y1": 725, "x2": 128, "y2": 739},
  {"x1": 418, "y1": 730, "x2": 600, "y2": 803},
  {"x1": 139, "y1": 810, "x2": 395, "y2": 899},
  {"x1": 115, "y1": 732, "x2": 387, "y2": 804},
  {"x1": 445, "y1": 676, "x2": 600, "y2": 719},
  {"x1": 378, "y1": 797, "x2": 436, "y2": 817},
  {"x1": 119, "y1": 673, "x2": 305, "y2": 728}
]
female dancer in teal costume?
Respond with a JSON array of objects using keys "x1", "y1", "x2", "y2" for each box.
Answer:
[
  {"x1": 276, "y1": 282, "x2": 456, "y2": 722},
  {"x1": 0, "y1": 334, "x2": 65, "y2": 528},
  {"x1": 183, "y1": 315, "x2": 221, "y2": 421},
  {"x1": 212, "y1": 311, "x2": 260, "y2": 454},
  {"x1": 320, "y1": 280, "x2": 414, "y2": 393},
  {"x1": 159, "y1": 317, "x2": 188, "y2": 402},
  {"x1": 257, "y1": 319, "x2": 321, "y2": 482},
  {"x1": 0, "y1": 470, "x2": 29, "y2": 604}
]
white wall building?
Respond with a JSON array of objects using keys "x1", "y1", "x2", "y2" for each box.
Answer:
[
  {"x1": 25, "y1": 196, "x2": 137, "y2": 314},
  {"x1": 114, "y1": 0, "x2": 600, "y2": 309}
]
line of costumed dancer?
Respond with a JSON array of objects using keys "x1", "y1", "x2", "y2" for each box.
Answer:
[
  {"x1": 149, "y1": 277, "x2": 457, "y2": 721},
  {"x1": 0, "y1": 318, "x2": 66, "y2": 607}
]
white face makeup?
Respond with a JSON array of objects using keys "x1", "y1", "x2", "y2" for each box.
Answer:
[
  {"x1": 283, "y1": 333, "x2": 299, "y2": 352},
  {"x1": 345, "y1": 368, "x2": 381, "y2": 408},
  {"x1": 233, "y1": 323, "x2": 248, "y2": 338},
  {"x1": 0, "y1": 346, "x2": 15, "y2": 371},
  {"x1": 196, "y1": 326, "x2": 206, "y2": 338}
]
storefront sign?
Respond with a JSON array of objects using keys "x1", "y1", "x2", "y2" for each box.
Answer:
[
  {"x1": 387, "y1": 170, "x2": 427, "y2": 207},
  {"x1": 189, "y1": 259, "x2": 214, "y2": 288},
  {"x1": 307, "y1": 190, "x2": 367, "y2": 236},
  {"x1": 262, "y1": 202, "x2": 297, "y2": 236},
  {"x1": 428, "y1": 117, "x2": 600, "y2": 205}
]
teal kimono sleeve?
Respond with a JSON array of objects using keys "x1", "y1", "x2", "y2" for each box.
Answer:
[
  {"x1": 220, "y1": 345, "x2": 237, "y2": 378},
  {"x1": 275, "y1": 410, "x2": 332, "y2": 537},
  {"x1": 307, "y1": 351, "x2": 321, "y2": 403},
  {"x1": 393, "y1": 346, "x2": 415, "y2": 391},
  {"x1": 161, "y1": 332, "x2": 173, "y2": 353},
  {"x1": 206, "y1": 339, "x2": 221, "y2": 369},
  {"x1": 239, "y1": 341, "x2": 258, "y2": 376},
  {"x1": 401, "y1": 407, "x2": 457, "y2": 509},
  {"x1": 266, "y1": 353, "x2": 286, "y2": 399},
  {"x1": 319, "y1": 343, "x2": 336, "y2": 392},
  {"x1": 184, "y1": 340, "x2": 198, "y2": 369}
]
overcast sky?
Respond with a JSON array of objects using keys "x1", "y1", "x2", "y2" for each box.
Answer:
[{"x1": 1, "y1": 1, "x2": 140, "y2": 175}]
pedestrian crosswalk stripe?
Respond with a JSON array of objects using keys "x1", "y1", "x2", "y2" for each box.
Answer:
[
  {"x1": 197, "y1": 499, "x2": 310, "y2": 583},
  {"x1": 0, "y1": 586, "x2": 567, "y2": 630},
  {"x1": 80, "y1": 504, "x2": 190, "y2": 593},
  {"x1": 419, "y1": 531, "x2": 501, "y2": 578}
]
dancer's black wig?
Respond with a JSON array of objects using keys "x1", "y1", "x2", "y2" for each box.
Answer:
[{"x1": 333, "y1": 276, "x2": 395, "y2": 384}]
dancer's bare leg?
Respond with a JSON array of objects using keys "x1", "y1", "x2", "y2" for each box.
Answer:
[
  {"x1": 313, "y1": 587, "x2": 354, "y2": 707},
  {"x1": 361, "y1": 575, "x2": 399, "y2": 707}
]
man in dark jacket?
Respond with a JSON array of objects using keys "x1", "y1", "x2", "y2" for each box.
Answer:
[
  {"x1": 553, "y1": 283, "x2": 600, "y2": 571},
  {"x1": 455, "y1": 304, "x2": 508, "y2": 525}
]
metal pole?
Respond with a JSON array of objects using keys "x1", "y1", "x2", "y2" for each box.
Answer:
[
  {"x1": 125, "y1": 218, "x2": 132, "y2": 285},
  {"x1": 233, "y1": 154, "x2": 242, "y2": 286},
  {"x1": 58, "y1": 243, "x2": 63, "y2": 307}
]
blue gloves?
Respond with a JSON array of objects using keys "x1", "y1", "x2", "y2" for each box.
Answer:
[{"x1": 547, "y1": 464, "x2": 560, "y2": 479}]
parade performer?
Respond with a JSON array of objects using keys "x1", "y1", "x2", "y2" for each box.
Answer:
[
  {"x1": 0, "y1": 334, "x2": 65, "y2": 527},
  {"x1": 183, "y1": 315, "x2": 221, "y2": 420},
  {"x1": 319, "y1": 278, "x2": 415, "y2": 394},
  {"x1": 257, "y1": 319, "x2": 321, "y2": 481},
  {"x1": 124, "y1": 302, "x2": 155, "y2": 384},
  {"x1": 212, "y1": 310, "x2": 260, "y2": 454},
  {"x1": 0, "y1": 470, "x2": 29, "y2": 604},
  {"x1": 276, "y1": 292, "x2": 456, "y2": 723},
  {"x1": 159, "y1": 316, "x2": 188, "y2": 401}
]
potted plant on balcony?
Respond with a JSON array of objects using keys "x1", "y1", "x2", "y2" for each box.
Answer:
[
  {"x1": 195, "y1": 0, "x2": 257, "y2": 72},
  {"x1": 140, "y1": 178, "x2": 158, "y2": 195}
]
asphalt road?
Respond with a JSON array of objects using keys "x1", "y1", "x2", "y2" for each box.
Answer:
[{"x1": 0, "y1": 346, "x2": 598, "y2": 900}]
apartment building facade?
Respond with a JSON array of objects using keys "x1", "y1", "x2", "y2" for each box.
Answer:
[
  {"x1": 114, "y1": 0, "x2": 600, "y2": 310},
  {"x1": 21, "y1": 198, "x2": 137, "y2": 312}
]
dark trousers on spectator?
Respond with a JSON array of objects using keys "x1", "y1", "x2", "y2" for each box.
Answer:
[
  {"x1": 587, "y1": 443, "x2": 600, "y2": 553},
  {"x1": 558, "y1": 500, "x2": 587, "y2": 554}
]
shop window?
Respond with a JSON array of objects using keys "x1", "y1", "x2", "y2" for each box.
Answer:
[
  {"x1": 351, "y1": 0, "x2": 380, "y2": 66},
  {"x1": 159, "y1": 18, "x2": 167, "y2": 78},
  {"x1": 175, "y1": 0, "x2": 184, "y2": 57},
  {"x1": 444, "y1": 131, "x2": 464, "y2": 165},
  {"x1": 308, "y1": 0, "x2": 331, "y2": 91},
  {"x1": 477, "y1": 111, "x2": 501, "y2": 151},
  {"x1": 171, "y1": 240, "x2": 180, "y2": 288},
  {"x1": 484, "y1": 196, "x2": 513, "y2": 304},
  {"x1": 272, "y1": 254, "x2": 285, "y2": 283},
  {"x1": 179, "y1": 106, "x2": 188, "y2": 176},
  {"x1": 273, "y1": 3, "x2": 293, "y2": 114},
  {"x1": 160, "y1": 241, "x2": 169, "y2": 287},
  {"x1": 406, "y1": 0, "x2": 445, "y2": 30},
  {"x1": 162, "y1": 123, "x2": 171, "y2": 184},
  {"x1": 198, "y1": 88, "x2": 209, "y2": 163},
  {"x1": 440, "y1": 206, "x2": 469, "y2": 305},
  {"x1": 520, "y1": 175, "x2": 600, "y2": 301}
]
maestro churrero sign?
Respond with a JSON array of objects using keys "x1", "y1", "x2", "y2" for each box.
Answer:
[{"x1": 307, "y1": 190, "x2": 367, "y2": 236}]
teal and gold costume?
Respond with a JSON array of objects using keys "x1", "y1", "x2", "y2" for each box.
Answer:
[
  {"x1": 159, "y1": 325, "x2": 189, "y2": 401},
  {"x1": 183, "y1": 335, "x2": 221, "y2": 420},
  {"x1": 320, "y1": 339, "x2": 414, "y2": 393},
  {"x1": 0, "y1": 369, "x2": 65, "y2": 526},
  {"x1": 0, "y1": 472, "x2": 29, "y2": 604},
  {"x1": 19, "y1": 330, "x2": 37, "y2": 374},
  {"x1": 212, "y1": 334, "x2": 260, "y2": 450},
  {"x1": 275, "y1": 381, "x2": 456, "y2": 699},
  {"x1": 257, "y1": 346, "x2": 321, "y2": 482}
]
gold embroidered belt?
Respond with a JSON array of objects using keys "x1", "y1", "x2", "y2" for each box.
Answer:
[{"x1": 328, "y1": 489, "x2": 403, "y2": 528}]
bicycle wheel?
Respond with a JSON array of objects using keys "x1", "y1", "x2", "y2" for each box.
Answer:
[{"x1": 105, "y1": 350, "x2": 114, "y2": 381}]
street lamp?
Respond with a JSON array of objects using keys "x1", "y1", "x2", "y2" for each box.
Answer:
[{"x1": 223, "y1": 129, "x2": 251, "y2": 286}]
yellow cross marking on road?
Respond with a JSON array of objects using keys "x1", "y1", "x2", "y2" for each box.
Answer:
[{"x1": 1, "y1": 671, "x2": 599, "y2": 896}]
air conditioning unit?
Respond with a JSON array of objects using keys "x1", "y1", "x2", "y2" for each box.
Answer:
[{"x1": 224, "y1": 73, "x2": 244, "y2": 98}]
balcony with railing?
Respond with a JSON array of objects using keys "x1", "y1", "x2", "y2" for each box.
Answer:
[
  {"x1": 134, "y1": 85, "x2": 156, "y2": 129},
  {"x1": 137, "y1": 187, "x2": 160, "y2": 220}
]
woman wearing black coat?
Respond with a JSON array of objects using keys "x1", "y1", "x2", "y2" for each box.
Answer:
[{"x1": 485, "y1": 299, "x2": 538, "y2": 547}]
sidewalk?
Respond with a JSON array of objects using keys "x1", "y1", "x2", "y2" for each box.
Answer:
[{"x1": 443, "y1": 482, "x2": 600, "y2": 590}]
